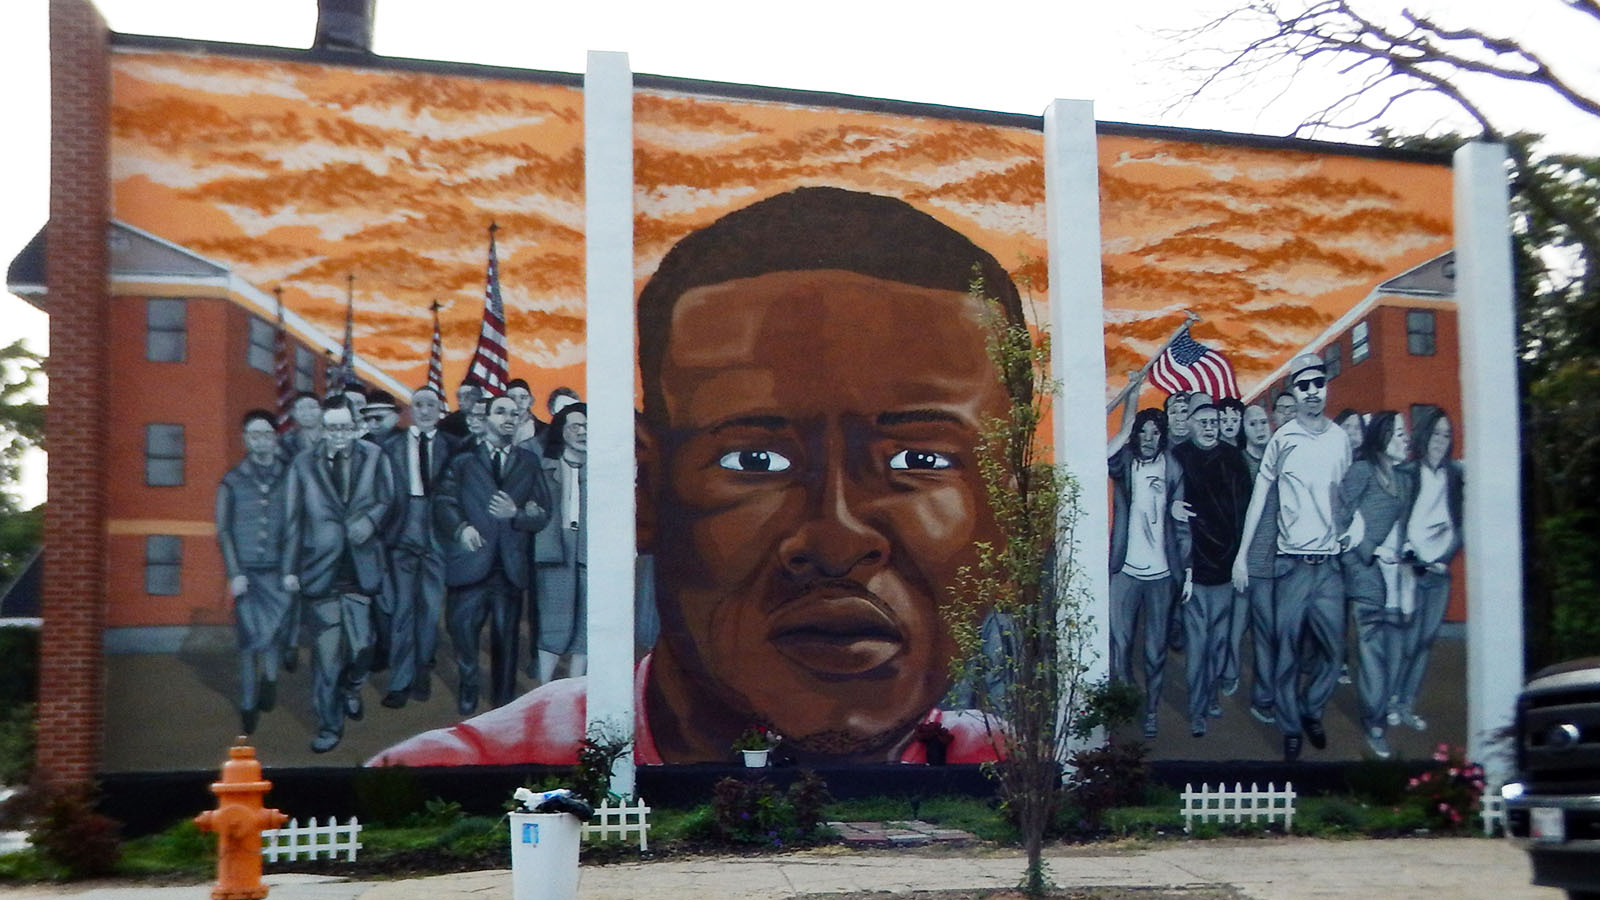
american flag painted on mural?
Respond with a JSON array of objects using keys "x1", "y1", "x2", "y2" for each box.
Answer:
[
  {"x1": 272, "y1": 288, "x2": 294, "y2": 431},
  {"x1": 426, "y1": 300, "x2": 445, "y2": 399},
  {"x1": 1149, "y1": 330, "x2": 1240, "y2": 400},
  {"x1": 465, "y1": 224, "x2": 509, "y2": 394}
]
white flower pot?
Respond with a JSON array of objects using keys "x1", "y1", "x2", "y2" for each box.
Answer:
[{"x1": 741, "y1": 749, "x2": 769, "y2": 768}]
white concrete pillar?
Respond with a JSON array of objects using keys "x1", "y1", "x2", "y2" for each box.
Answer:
[
  {"x1": 584, "y1": 49, "x2": 636, "y2": 797},
  {"x1": 1043, "y1": 99, "x2": 1110, "y2": 748},
  {"x1": 1452, "y1": 141, "x2": 1524, "y2": 785}
]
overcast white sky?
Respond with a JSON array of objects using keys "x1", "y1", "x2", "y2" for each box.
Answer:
[{"x1": 1, "y1": 0, "x2": 1595, "y2": 506}]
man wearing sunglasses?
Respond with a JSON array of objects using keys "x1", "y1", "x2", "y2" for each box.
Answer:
[{"x1": 1231, "y1": 354, "x2": 1352, "y2": 762}]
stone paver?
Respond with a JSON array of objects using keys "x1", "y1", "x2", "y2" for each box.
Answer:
[{"x1": 825, "y1": 820, "x2": 976, "y2": 847}]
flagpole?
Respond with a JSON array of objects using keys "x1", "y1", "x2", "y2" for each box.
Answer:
[{"x1": 1104, "y1": 309, "x2": 1201, "y2": 415}]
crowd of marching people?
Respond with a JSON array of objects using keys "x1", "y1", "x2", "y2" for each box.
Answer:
[
  {"x1": 214, "y1": 378, "x2": 587, "y2": 753},
  {"x1": 1107, "y1": 352, "x2": 1463, "y2": 761}
]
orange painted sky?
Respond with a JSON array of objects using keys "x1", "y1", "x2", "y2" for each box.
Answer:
[
  {"x1": 109, "y1": 51, "x2": 1452, "y2": 412},
  {"x1": 110, "y1": 51, "x2": 588, "y2": 401},
  {"x1": 1098, "y1": 135, "x2": 1453, "y2": 407}
]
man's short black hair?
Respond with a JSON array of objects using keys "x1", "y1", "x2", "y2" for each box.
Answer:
[
  {"x1": 321, "y1": 394, "x2": 357, "y2": 416},
  {"x1": 1273, "y1": 390, "x2": 1295, "y2": 405},
  {"x1": 637, "y1": 187, "x2": 1025, "y2": 423},
  {"x1": 506, "y1": 378, "x2": 531, "y2": 393},
  {"x1": 242, "y1": 409, "x2": 276, "y2": 429}
]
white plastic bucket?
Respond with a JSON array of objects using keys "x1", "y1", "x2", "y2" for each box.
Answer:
[{"x1": 509, "y1": 812, "x2": 581, "y2": 900}]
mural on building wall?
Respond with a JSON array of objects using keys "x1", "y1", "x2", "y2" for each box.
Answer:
[
  {"x1": 1097, "y1": 136, "x2": 1463, "y2": 763},
  {"x1": 108, "y1": 52, "x2": 594, "y2": 767},
  {"x1": 100, "y1": 48, "x2": 1469, "y2": 772},
  {"x1": 106, "y1": 56, "x2": 1052, "y2": 770},
  {"x1": 370, "y1": 93, "x2": 1053, "y2": 766}
]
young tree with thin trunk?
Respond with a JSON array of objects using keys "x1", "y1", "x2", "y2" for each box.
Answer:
[{"x1": 945, "y1": 275, "x2": 1095, "y2": 898}]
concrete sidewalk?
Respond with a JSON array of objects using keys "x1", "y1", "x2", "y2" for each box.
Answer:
[{"x1": 0, "y1": 837, "x2": 1564, "y2": 900}]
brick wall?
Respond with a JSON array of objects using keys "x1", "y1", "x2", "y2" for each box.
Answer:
[{"x1": 38, "y1": 0, "x2": 111, "y2": 787}]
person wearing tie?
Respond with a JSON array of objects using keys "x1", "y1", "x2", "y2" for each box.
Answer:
[
  {"x1": 282, "y1": 395, "x2": 395, "y2": 754},
  {"x1": 435, "y1": 393, "x2": 552, "y2": 715},
  {"x1": 379, "y1": 386, "x2": 460, "y2": 708}
]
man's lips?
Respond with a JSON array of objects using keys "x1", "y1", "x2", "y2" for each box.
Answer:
[{"x1": 767, "y1": 593, "x2": 904, "y2": 676}]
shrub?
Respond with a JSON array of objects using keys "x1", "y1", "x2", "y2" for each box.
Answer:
[
  {"x1": 1064, "y1": 741, "x2": 1148, "y2": 830},
  {"x1": 572, "y1": 724, "x2": 632, "y2": 804},
  {"x1": 0, "y1": 704, "x2": 34, "y2": 786},
  {"x1": 24, "y1": 785, "x2": 121, "y2": 878},
  {"x1": 709, "y1": 771, "x2": 831, "y2": 846},
  {"x1": 1302, "y1": 796, "x2": 1367, "y2": 834},
  {"x1": 351, "y1": 765, "x2": 426, "y2": 826},
  {"x1": 1401, "y1": 743, "x2": 1487, "y2": 832}
]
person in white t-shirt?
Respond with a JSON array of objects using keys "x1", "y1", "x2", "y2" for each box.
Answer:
[
  {"x1": 1108, "y1": 407, "x2": 1192, "y2": 739},
  {"x1": 1232, "y1": 354, "x2": 1352, "y2": 762}
]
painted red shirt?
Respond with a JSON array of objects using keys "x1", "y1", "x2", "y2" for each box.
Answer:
[{"x1": 365, "y1": 655, "x2": 1003, "y2": 767}]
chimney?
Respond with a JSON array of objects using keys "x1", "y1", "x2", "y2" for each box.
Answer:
[{"x1": 314, "y1": 0, "x2": 375, "y2": 53}]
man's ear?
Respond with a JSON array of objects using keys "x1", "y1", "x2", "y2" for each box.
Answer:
[{"x1": 636, "y1": 414, "x2": 659, "y2": 553}]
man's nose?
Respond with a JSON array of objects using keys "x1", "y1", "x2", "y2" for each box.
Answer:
[{"x1": 776, "y1": 466, "x2": 889, "y2": 581}]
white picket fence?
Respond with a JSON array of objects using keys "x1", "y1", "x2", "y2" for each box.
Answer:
[
  {"x1": 1480, "y1": 788, "x2": 1506, "y2": 837},
  {"x1": 261, "y1": 816, "x2": 363, "y2": 862},
  {"x1": 580, "y1": 797, "x2": 652, "y2": 851},
  {"x1": 1180, "y1": 782, "x2": 1297, "y2": 832}
]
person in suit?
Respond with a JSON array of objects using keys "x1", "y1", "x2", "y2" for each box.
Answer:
[
  {"x1": 282, "y1": 395, "x2": 396, "y2": 753},
  {"x1": 440, "y1": 382, "x2": 481, "y2": 440},
  {"x1": 533, "y1": 402, "x2": 588, "y2": 684},
  {"x1": 378, "y1": 386, "x2": 460, "y2": 708},
  {"x1": 1107, "y1": 406, "x2": 1192, "y2": 739},
  {"x1": 362, "y1": 390, "x2": 405, "y2": 447},
  {"x1": 1392, "y1": 408, "x2": 1463, "y2": 732},
  {"x1": 436, "y1": 393, "x2": 552, "y2": 714},
  {"x1": 216, "y1": 409, "x2": 293, "y2": 735},
  {"x1": 506, "y1": 378, "x2": 546, "y2": 448}
]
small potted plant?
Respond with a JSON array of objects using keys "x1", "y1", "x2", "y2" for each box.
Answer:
[
  {"x1": 915, "y1": 720, "x2": 955, "y2": 765},
  {"x1": 731, "y1": 725, "x2": 781, "y2": 767}
]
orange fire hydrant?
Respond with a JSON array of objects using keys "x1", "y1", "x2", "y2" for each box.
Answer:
[{"x1": 195, "y1": 740, "x2": 289, "y2": 900}]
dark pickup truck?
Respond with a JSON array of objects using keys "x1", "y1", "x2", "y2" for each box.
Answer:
[{"x1": 1504, "y1": 656, "x2": 1600, "y2": 899}]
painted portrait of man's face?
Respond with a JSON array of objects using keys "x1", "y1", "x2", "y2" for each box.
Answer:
[
  {"x1": 1242, "y1": 405, "x2": 1270, "y2": 450},
  {"x1": 322, "y1": 406, "x2": 359, "y2": 454},
  {"x1": 1165, "y1": 395, "x2": 1191, "y2": 441},
  {"x1": 1290, "y1": 369, "x2": 1327, "y2": 419},
  {"x1": 1190, "y1": 406, "x2": 1220, "y2": 450},
  {"x1": 1272, "y1": 393, "x2": 1297, "y2": 430},
  {"x1": 642, "y1": 268, "x2": 1009, "y2": 759}
]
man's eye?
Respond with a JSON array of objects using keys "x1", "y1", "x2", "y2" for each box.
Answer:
[
  {"x1": 888, "y1": 450, "x2": 953, "y2": 471},
  {"x1": 717, "y1": 450, "x2": 792, "y2": 472}
]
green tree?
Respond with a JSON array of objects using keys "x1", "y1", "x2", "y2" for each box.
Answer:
[
  {"x1": 945, "y1": 275, "x2": 1095, "y2": 898},
  {"x1": 0, "y1": 338, "x2": 43, "y2": 585}
]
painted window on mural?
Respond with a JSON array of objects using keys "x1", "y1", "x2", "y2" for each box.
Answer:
[
  {"x1": 247, "y1": 317, "x2": 275, "y2": 374},
  {"x1": 294, "y1": 346, "x2": 316, "y2": 392},
  {"x1": 1323, "y1": 342, "x2": 1343, "y2": 379},
  {"x1": 1352, "y1": 320, "x2": 1371, "y2": 364},
  {"x1": 1408, "y1": 309, "x2": 1437, "y2": 355},
  {"x1": 144, "y1": 423, "x2": 185, "y2": 487},
  {"x1": 146, "y1": 298, "x2": 185, "y2": 363},
  {"x1": 144, "y1": 535, "x2": 182, "y2": 596}
]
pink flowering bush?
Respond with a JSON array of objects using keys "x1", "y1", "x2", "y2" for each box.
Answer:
[{"x1": 1400, "y1": 743, "x2": 1488, "y2": 832}]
